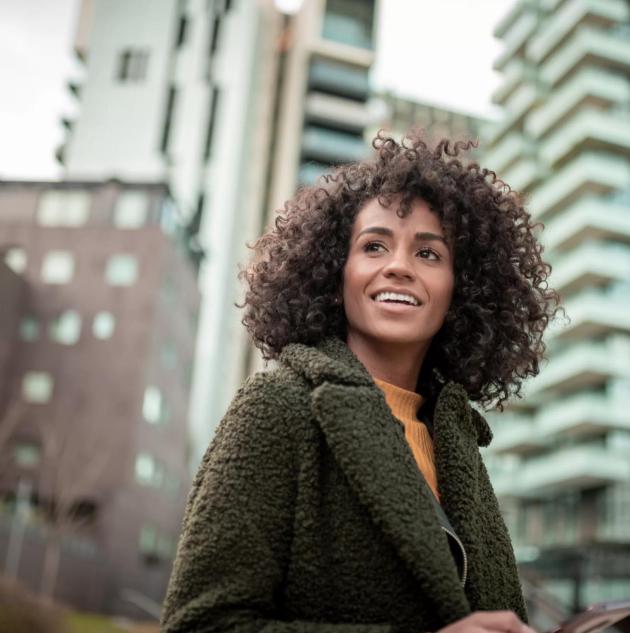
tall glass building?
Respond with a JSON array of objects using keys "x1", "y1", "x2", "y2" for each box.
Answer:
[{"x1": 483, "y1": 0, "x2": 630, "y2": 614}]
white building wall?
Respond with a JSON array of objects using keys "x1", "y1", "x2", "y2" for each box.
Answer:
[{"x1": 65, "y1": 0, "x2": 176, "y2": 180}]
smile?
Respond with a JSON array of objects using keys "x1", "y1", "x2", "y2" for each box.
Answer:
[{"x1": 372, "y1": 291, "x2": 420, "y2": 307}]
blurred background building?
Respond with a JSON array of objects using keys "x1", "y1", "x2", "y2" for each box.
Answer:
[
  {"x1": 482, "y1": 0, "x2": 630, "y2": 622},
  {"x1": 0, "y1": 180, "x2": 199, "y2": 616}
]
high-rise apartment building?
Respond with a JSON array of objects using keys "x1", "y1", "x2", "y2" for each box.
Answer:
[
  {"x1": 483, "y1": 0, "x2": 630, "y2": 612},
  {"x1": 0, "y1": 180, "x2": 199, "y2": 616}
]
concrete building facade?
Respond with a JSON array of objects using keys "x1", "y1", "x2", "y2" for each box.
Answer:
[
  {"x1": 482, "y1": 0, "x2": 630, "y2": 613},
  {"x1": 0, "y1": 180, "x2": 199, "y2": 616}
]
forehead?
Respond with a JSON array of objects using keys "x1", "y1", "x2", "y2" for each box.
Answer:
[{"x1": 352, "y1": 197, "x2": 443, "y2": 234}]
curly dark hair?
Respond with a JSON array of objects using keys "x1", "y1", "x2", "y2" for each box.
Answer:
[{"x1": 239, "y1": 131, "x2": 559, "y2": 408}]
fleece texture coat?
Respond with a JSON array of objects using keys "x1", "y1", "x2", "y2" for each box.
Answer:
[{"x1": 161, "y1": 337, "x2": 527, "y2": 633}]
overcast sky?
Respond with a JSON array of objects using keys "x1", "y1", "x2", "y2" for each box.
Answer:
[{"x1": 0, "y1": 0, "x2": 508, "y2": 180}]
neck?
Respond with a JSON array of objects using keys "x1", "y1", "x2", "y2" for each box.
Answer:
[{"x1": 346, "y1": 333, "x2": 428, "y2": 392}]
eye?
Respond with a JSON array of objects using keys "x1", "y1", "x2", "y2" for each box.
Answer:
[
  {"x1": 417, "y1": 247, "x2": 440, "y2": 261},
  {"x1": 363, "y1": 241, "x2": 386, "y2": 253}
]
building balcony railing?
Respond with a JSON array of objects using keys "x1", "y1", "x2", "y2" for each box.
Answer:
[
  {"x1": 543, "y1": 196, "x2": 630, "y2": 251},
  {"x1": 500, "y1": 157, "x2": 543, "y2": 193},
  {"x1": 539, "y1": 109, "x2": 630, "y2": 169},
  {"x1": 528, "y1": 0, "x2": 628, "y2": 65},
  {"x1": 492, "y1": 60, "x2": 529, "y2": 106},
  {"x1": 540, "y1": 26, "x2": 630, "y2": 89},
  {"x1": 489, "y1": 385, "x2": 630, "y2": 456},
  {"x1": 301, "y1": 126, "x2": 367, "y2": 164},
  {"x1": 527, "y1": 68, "x2": 630, "y2": 139},
  {"x1": 486, "y1": 84, "x2": 541, "y2": 146},
  {"x1": 304, "y1": 92, "x2": 371, "y2": 133},
  {"x1": 483, "y1": 132, "x2": 534, "y2": 176},
  {"x1": 489, "y1": 414, "x2": 545, "y2": 455},
  {"x1": 494, "y1": 11, "x2": 538, "y2": 71},
  {"x1": 530, "y1": 153, "x2": 630, "y2": 220},
  {"x1": 547, "y1": 286, "x2": 630, "y2": 341},
  {"x1": 549, "y1": 240, "x2": 630, "y2": 294},
  {"x1": 526, "y1": 335, "x2": 630, "y2": 396},
  {"x1": 308, "y1": 58, "x2": 370, "y2": 102},
  {"x1": 494, "y1": 444, "x2": 630, "y2": 497}
]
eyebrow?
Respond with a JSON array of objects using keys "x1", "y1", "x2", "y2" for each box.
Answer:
[{"x1": 356, "y1": 226, "x2": 448, "y2": 245}]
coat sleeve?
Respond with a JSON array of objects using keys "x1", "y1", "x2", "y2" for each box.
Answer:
[{"x1": 160, "y1": 372, "x2": 392, "y2": 633}]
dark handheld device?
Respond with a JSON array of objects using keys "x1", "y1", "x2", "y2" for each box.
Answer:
[{"x1": 546, "y1": 600, "x2": 630, "y2": 633}]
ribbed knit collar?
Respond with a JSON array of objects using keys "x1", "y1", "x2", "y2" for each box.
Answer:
[{"x1": 373, "y1": 378, "x2": 424, "y2": 422}]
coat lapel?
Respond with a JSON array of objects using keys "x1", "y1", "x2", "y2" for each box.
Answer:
[
  {"x1": 433, "y1": 387, "x2": 527, "y2": 619},
  {"x1": 281, "y1": 339, "x2": 471, "y2": 623}
]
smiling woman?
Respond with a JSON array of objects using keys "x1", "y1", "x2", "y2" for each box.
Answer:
[{"x1": 160, "y1": 132, "x2": 559, "y2": 633}]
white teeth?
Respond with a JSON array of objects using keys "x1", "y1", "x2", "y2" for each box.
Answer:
[{"x1": 374, "y1": 292, "x2": 419, "y2": 306}]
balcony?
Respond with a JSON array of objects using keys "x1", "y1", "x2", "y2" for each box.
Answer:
[
  {"x1": 549, "y1": 240, "x2": 630, "y2": 294},
  {"x1": 526, "y1": 336, "x2": 630, "y2": 396},
  {"x1": 540, "y1": 109, "x2": 630, "y2": 169},
  {"x1": 308, "y1": 58, "x2": 370, "y2": 101},
  {"x1": 500, "y1": 157, "x2": 543, "y2": 193},
  {"x1": 492, "y1": 60, "x2": 529, "y2": 105},
  {"x1": 527, "y1": 68, "x2": 630, "y2": 139},
  {"x1": 486, "y1": 84, "x2": 540, "y2": 146},
  {"x1": 543, "y1": 196, "x2": 630, "y2": 251},
  {"x1": 483, "y1": 133, "x2": 534, "y2": 176},
  {"x1": 529, "y1": 153, "x2": 630, "y2": 220},
  {"x1": 489, "y1": 387, "x2": 630, "y2": 456},
  {"x1": 528, "y1": 0, "x2": 628, "y2": 65},
  {"x1": 494, "y1": 0, "x2": 536, "y2": 38},
  {"x1": 489, "y1": 413, "x2": 545, "y2": 455},
  {"x1": 548, "y1": 287, "x2": 630, "y2": 340},
  {"x1": 517, "y1": 444, "x2": 630, "y2": 495},
  {"x1": 535, "y1": 390, "x2": 630, "y2": 437},
  {"x1": 540, "y1": 27, "x2": 630, "y2": 89},
  {"x1": 304, "y1": 92, "x2": 370, "y2": 132},
  {"x1": 494, "y1": 11, "x2": 538, "y2": 71},
  {"x1": 301, "y1": 126, "x2": 367, "y2": 164}
]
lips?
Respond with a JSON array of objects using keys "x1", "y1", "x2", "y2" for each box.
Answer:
[{"x1": 371, "y1": 289, "x2": 421, "y2": 306}]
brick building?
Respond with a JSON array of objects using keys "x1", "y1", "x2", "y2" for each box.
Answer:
[{"x1": 0, "y1": 179, "x2": 199, "y2": 616}]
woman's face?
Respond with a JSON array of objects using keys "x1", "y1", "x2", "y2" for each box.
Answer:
[{"x1": 342, "y1": 197, "x2": 454, "y2": 354}]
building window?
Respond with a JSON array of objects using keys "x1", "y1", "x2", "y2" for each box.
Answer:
[
  {"x1": 160, "y1": 85, "x2": 177, "y2": 154},
  {"x1": 105, "y1": 254, "x2": 138, "y2": 286},
  {"x1": 139, "y1": 524, "x2": 158, "y2": 554},
  {"x1": 175, "y1": 14, "x2": 188, "y2": 47},
  {"x1": 22, "y1": 371, "x2": 54, "y2": 403},
  {"x1": 14, "y1": 443, "x2": 41, "y2": 468},
  {"x1": 117, "y1": 49, "x2": 150, "y2": 81},
  {"x1": 41, "y1": 251, "x2": 75, "y2": 284},
  {"x1": 113, "y1": 190, "x2": 149, "y2": 228},
  {"x1": 135, "y1": 452, "x2": 165, "y2": 487},
  {"x1": 208, "y1": 14, "x2": 221, "y2": 55},
  {"x1": 19, "y1": 316, "x2": 40, "y2": 341},
  {"x1": 322, "y1": 0, "x2": 374, "y2": 50},
  {"x1": 203, "y1": 87, "x2": 220, "y2": 161},
  {"x1": 92, "y1": 312, "x2": 116, "y2": 339},
  {"x1": 143, "y1": 386, "x2": 168, "y2": 424},
  {"x1": 37, "y1": 190, "x2": 90, "y2": 226},
  {"x1": 49, "y1": 310, "x2": 81, "y2": 345},
  {"x1": 160, "y1": 341, "x2": 178, "y2": 369},
  {"x1": 4, "y1": 247, "x2": 27, "y2": 274}
]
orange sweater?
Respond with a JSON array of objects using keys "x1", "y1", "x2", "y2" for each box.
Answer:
[{"x1": 374, "y1": 378, "x2": 440, "y2": 501}]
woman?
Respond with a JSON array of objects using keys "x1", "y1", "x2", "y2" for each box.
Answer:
[{"x1": 161, "y1": 133, "x2": 558, "y2": 633}]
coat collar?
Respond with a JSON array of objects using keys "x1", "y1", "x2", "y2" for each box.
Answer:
[
  {"x1": 280, "y1": 337, "x2": 503, "y2": 624},
  {"x1": 280, "y1": 337, "x2": 492, "y2": 447}
]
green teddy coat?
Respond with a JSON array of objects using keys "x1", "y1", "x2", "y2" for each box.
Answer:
[{"x1": 161, "y1": 337, "x2": 527, "y2": 633}]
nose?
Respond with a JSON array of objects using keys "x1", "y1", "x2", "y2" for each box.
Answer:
[{"x1": 382, "y1": 248, "x2": 415, "y2": 280}]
